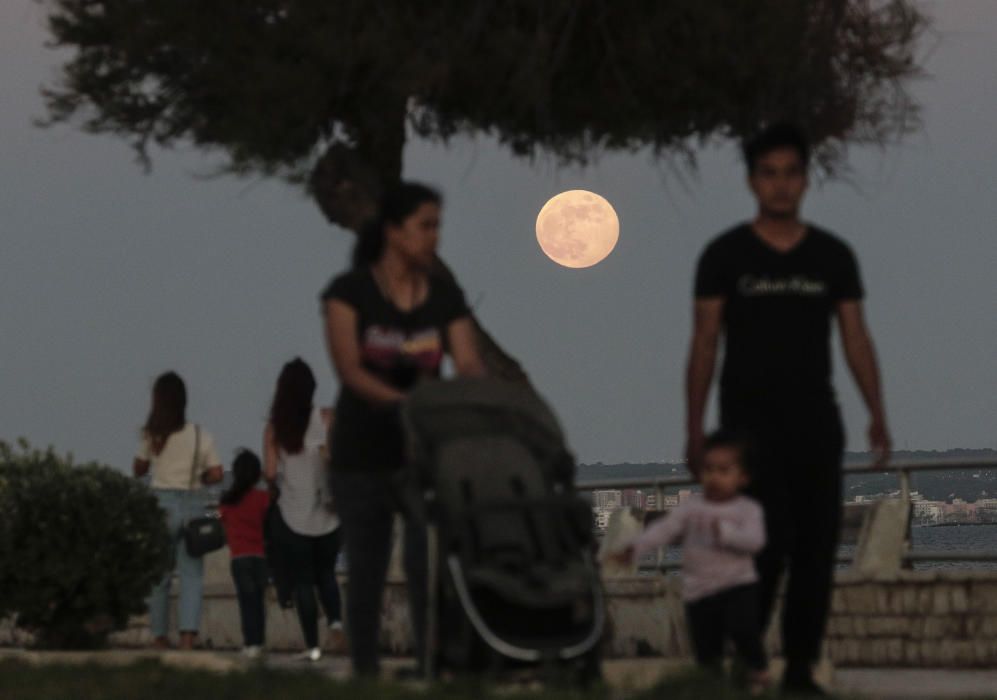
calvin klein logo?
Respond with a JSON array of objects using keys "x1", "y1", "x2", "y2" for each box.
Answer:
[{"x1": 737, "y1": 275, "x2": 827, "y2": 297}]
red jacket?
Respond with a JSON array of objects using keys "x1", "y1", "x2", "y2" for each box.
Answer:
[{"x1": 219, "y1": 489, "x2": 270, "y2": 557}]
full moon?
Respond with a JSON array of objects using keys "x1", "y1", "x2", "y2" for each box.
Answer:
[{"x1": 535, "y1": 190, "x2": 619, "y2": 268}]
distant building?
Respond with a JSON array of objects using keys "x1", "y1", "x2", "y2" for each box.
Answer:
[
  {"x1": 593, "y1": 507, "x2": 613, "y2": 531},
  {"x1": 913, "y1": 501, "x2": 943, "y2": 524},
  {"x1": 594, "y1": 490, "x2": 622, "y2": 509}
]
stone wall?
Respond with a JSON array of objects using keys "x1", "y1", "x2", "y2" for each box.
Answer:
[
  {"x1": 4, "y1": 565, "x2": 997, "y2": 666},
  {"x1": 825, "y1": 570, "x2": 997, "y2": 667},
  {"x1": 604, "y1": 570, "x2": 997, "y2": 667}
]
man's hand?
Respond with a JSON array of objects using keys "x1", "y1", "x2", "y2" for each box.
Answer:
[
  {"x1": 869, "y1": 416, "x2": 892, "y2": 468},
  {"x1": 684, "y1": 431, "x2": 705, "y2": 479}
]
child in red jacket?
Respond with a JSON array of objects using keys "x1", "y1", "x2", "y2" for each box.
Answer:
[{"x1": 219, "y1": 450, "x2": 271, "y2": 658}]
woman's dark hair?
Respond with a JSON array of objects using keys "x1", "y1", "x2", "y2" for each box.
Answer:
[
  {"x1": 352, "y1": 181, "x2": 442, "y2": 268},
  {"x1": 703, "y1": 429, "x2": 754, "y2": 479},
  {"x1": 142, "y1": 371, "x2": 187, "y2": 456},
  {"x1": 220, "y1": 449, "x2": 262, "y2": 505},
  {"x1": 269, "y1": 358, "x2": 316, "y2": 455},
  {"x1": 743, "y1": 122, "x2": 810, "y2": 174}
]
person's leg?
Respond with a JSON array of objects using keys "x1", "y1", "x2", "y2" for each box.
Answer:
[
  {"x1": 402, "y1": 517, "x2": 428, "y2": 668},
  {"x1": 148, "y1": 491, "x2": 182, "y2": 644},
  {"x1": 782, "y1": 423, "x2": 843, "y2": 684},
  {"x1": 265, "y1": 503, "x2": 295, "y2": 609},
  {"x1": 176, "y1": 492, "x2": 205, "y2": 647},
  {"x1": 684, "y1": 594, "x2": 725, "y2": 672},
  {"x1": 331, "y1": 468, "x2": 394, "y2": 676},
  {"x1": 724, "y1": 584, "x2": 768, "y2": 672},
  {"x1": 744, "y1": 440, "x2": 793, "y2": 637},
  {"x1": 231, "y1": 557, "x2": 263, "y2": 647},
  {"x1": 314, "y1": 528, "x2": 343, "y2": 626},
  {"x1": 249, "y1": 556, "x2": 269, "y2": 647},
  {"x1": 273, "y1": 510, "x2": 321, "y2": 649}
]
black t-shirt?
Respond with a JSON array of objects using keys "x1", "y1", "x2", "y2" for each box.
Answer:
[
  {"x1": 321, "y1": 267, "x2": 470, "y2": 471},
  {"x1": 694, "y1": 223, "x2": 863, "y2": 416}
]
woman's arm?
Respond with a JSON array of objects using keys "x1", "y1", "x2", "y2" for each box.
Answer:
[
  {"x1": 263, "y1": 422, "x2": 279, "y2": 484},
  {"x1": 201, "y1": 465, "x2": 224, "y2": 485},
  {"x1": 323, "y1": 299, "x2": 406, "y2": 404},
  {"x1": 132, "y1": 458, "x2": 150, "y2": 478},
  {"x1": 447, "y1": 317, "x2": 487, "y2": 377},
  {"x1": 319, "y1": 408, "x2": 334, "y2": 462}
]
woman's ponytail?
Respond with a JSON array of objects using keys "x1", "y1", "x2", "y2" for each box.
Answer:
[{"x1": 352, "y1": 216, "x2": 386, "y2": 269}]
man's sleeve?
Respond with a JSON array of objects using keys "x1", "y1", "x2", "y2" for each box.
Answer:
[
  {"x1": 694, "y1": 240, "x2": 727, "y2": 298},
  {"x1": 832, "y1": 242, "x2": 864, "y2": 301}
]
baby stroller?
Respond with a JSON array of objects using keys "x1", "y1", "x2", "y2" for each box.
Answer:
[{"x1": 403, "y1": 377, "x2": 605, "y2": 683}]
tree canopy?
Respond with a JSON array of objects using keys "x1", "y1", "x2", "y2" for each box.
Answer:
[
  {"x1": 42, "y1": 0, "x2": 927, "y2": 229},
  {"x1": 40, "y1": 0, "x2": 928, "y2": 381}
]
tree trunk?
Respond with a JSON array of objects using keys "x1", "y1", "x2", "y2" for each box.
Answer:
[{"x1": 308, "y1": 113, "x2": 533, "y2": 385}]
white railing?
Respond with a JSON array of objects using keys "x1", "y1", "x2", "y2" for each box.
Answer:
[{"x1": 578, "y1": 457, "x2": 997, "y2": 570}]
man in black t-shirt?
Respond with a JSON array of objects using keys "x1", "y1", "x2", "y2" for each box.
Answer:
[{"x1": 685, "y1": 124, "x2": 891, "y2": 695}]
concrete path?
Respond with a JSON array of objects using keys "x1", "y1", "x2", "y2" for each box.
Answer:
[
  {"x1": 4, "y1": 648, "x2": 997, "y2": 698},
  {"x1": 834, "y1": 669, "x2": 997, "y2": 699}
]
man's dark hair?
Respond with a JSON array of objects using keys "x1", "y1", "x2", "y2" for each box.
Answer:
[
  {"x1": 743, "y1": 123, "x2": 810, "y2": 174},
  {"x1": 703, "y1": 429, "x2": 753, "y2": 478}
]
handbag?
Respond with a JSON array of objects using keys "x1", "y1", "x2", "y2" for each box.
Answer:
[{"x1": 182, "y1": 425, "x2": 226, "y2": 557}]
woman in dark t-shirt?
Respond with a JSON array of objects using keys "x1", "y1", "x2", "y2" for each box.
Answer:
[{"x1": 321, "y1": 181, "x2": 485, "y2": 676}]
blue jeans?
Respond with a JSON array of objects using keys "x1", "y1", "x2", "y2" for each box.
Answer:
[{"x1": 148, "y1": 489, "x2": 207, "y2": 637}]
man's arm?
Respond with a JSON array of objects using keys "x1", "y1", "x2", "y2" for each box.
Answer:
[
  {"x1": 685, "y1": 298, "x2": 724, "y2": 474},
  {"x1": 837, "y1": 300, "x2": 891, "y2": 465}
]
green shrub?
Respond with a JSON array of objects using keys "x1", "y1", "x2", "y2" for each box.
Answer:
[{"x1": 0, "y1": 440, "x2": 172, "y2": 649}]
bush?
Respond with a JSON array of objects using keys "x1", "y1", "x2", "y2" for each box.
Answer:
[{"x1": 0, "y1": 440, "x2": 172, "y2": 648}]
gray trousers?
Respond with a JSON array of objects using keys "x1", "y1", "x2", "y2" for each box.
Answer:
[{"x1": 329, "y1": 467, "x2": 427, "y2": 676}]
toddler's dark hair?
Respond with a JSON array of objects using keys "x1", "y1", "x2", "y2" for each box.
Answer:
[
  {"x1": 703, "y1": 429, "x2": 753, "y2": 479},
  {"x1": 220, "y1": 449, "x2": 262, "y2": 505}
]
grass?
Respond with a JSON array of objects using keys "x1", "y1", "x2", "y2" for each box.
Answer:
[{"x1": 0, "y1": 659, "x2": 861, "y2": 700}]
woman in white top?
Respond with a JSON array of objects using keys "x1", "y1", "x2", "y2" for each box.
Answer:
[
  {"x1": 133, "y1": 371, "x2": 223, "y2": 650},
  {"x1": 264, "y1": 358, "x2": 343, "y2": 661}
]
